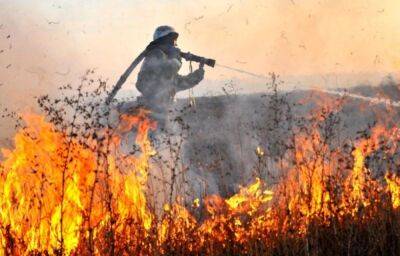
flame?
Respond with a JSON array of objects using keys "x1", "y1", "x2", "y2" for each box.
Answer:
[
  {"x1": 226, "y1": 178, "x2": 273, "y2": 214},
  {"x1": 0, "y1": 107, "x2": 399, "y2": 254},
  {"x1": 0, "y1": 111, "x2": 156, "y2": 254},
  {"x1": 385, "y1": 173, "x2": 400, "y2": 209},
  {"x1": 255, "y1": 146, "x2": 264, "y2": 157}
]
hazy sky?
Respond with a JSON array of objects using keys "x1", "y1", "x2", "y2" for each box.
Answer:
[{"x1": 0, "y1": 0, "x2": 399, "y2": 106}]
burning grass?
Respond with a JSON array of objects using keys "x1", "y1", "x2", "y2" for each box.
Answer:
[{"x1": 0, "y1": 74, "x2": 399, "y2": 255}]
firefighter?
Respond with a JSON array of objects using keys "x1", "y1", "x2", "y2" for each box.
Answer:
[{"x1": 136, "y1": 26, "x2": 205, "y2": 129}]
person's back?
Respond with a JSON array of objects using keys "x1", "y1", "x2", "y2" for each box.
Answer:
[{"x1": 136, "y1": 26, "x2": 205, "y2": 123}]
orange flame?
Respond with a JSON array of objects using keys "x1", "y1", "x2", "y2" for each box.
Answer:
[
  {"x1": 0, "y1": 111, "x2": 156, "y2": 254},
  {"x1": 0, "y1": 109, "x2": 399, "y2": 254}
]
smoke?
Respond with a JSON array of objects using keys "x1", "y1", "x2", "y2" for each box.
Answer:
[{"x1": 168, "y1": 74, "x2": 400, "y2": 199}]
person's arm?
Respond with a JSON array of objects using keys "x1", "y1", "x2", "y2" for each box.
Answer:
[{"x1": 175, "y1": 67, "x2": 205, "y2": 91}]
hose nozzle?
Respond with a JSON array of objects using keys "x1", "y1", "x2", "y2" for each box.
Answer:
[{"x1": 180, "y1": 52, "x2": 216, "y2": 68}]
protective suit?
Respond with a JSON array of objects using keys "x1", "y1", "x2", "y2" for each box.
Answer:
[{"x1": 135, "y1": 31, "x2": 204, "y2": 128}]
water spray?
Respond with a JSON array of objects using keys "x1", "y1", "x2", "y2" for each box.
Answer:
[{"x1": 215, "y1": 64, "x2": 400, "y2": 108}]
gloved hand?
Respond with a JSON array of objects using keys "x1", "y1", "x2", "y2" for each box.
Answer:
[
  {"x1": 192, "y1": 67, "x2": 205, "y2": 83},
  {"x1": 175, "y1": 66, "x2": 204, "y2": 89}
]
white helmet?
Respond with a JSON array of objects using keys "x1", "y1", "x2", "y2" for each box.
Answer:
[{"x1": 153, "y1": 25, "x2": 179, "y2": 41}]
